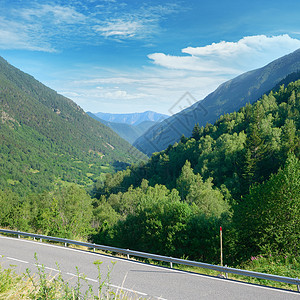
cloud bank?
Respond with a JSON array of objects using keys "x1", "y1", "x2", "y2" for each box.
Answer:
[
  {"x1": 148, "y1": 35, "x2": 300, "y2": 74},
  {"x1": 66, "y1": 35, "x2": 300, "y2": 113}
]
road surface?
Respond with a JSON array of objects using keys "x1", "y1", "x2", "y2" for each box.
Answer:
[{"x1": 0, "y1": 235, "x2": 299, "y2": 299}]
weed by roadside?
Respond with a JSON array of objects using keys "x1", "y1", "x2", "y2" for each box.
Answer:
[
  {"x1": 237, "y1": 254, "x2": 300, "y2": 290},
  {"x1": 0, "y1": 254, "x2": 138, "y2": 300}
]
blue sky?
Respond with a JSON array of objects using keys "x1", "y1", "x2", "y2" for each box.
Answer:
[{"x1": 1, "y1": 0, "x2": 300, "y2": 114}]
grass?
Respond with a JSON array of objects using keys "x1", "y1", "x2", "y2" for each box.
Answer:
[
  {"x1": 236, "y1": 254, "x2": 300, "y2": 291},
  {"x1": 0, "y1": 255, "x2": 139, "y2": 300},
  {"x1": 169, "y1": 254, "x2": 300, "y2": 292},
  {"x1": 6, "y1": 179, "x2": 19, "y2": 185},
  {"x1": 0, "y1": 265, "x2": 29, "y2": 299}
]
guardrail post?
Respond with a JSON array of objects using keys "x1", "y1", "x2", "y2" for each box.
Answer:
[
  {"x1": 127, "y1": 249, "x2": 130, "y2": 259},
  {"x1": 297, "y1": 277, "x2": 300, "y2": 292},
  {"x1": 170, "y1": 261, "x2": 173, "y2": 268},
  {"x1": 225, "y1": 265, "x2": 228, "y2": 279},
  {"x1": 40, "y1": 238, "x2": 42, "y2": 242},
  {"x1": 64, "y1": 242, "x2": 67, "y2": 247},
  {"x1": 93, "y1": 243, "x2": 96, "y2": 252}
]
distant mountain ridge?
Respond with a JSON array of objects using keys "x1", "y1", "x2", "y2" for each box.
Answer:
[
  {"x1": 134, "y1": 48, "x2": 300, "y2": 155},
  {"x1": 87, "y1": 112, "x2": 157, "y2": 144},
  {"x1": 93, "y1": 111, "x2": 168, "y2": 125}
]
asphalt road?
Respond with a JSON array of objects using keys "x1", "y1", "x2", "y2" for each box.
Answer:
[{"x1": 0, "y1": 235, "x2": 299, "y2": 299}]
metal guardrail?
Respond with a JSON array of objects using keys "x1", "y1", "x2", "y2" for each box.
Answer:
[{"x1": 0, "y1": 228, "x2": 299, "y2": 291}]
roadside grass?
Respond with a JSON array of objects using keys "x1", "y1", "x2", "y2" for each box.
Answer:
[
  {"x1": 107, "y1": 254, "x2": 300, "y2": 292},
  {"x1": 236, "y1": 254, "x2": 300, "y2": 291},
  {"x1": 0, "y1": 264, "x2": 30, "y2": 299},
  {"x1": 0, "y1": 256, "x2": 140, "y2": 300},
  {"x1": 170, "y1": 254, "x2": 300, "y2": 292}
]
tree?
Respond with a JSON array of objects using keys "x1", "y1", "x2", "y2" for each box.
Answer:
[
  {"x1": 91, "y1": 199, "x2": 121, "y2": 245},
  {"x1": 281, "y1": 119, "x2": 297, "y2": 157},
  {"x1": 180, "y1": 134, "x2": 188, "y2": 144},
  {"x1": 235, "y1": 153, "x2": 300, "y2": 259},
  {"x1": 177, "y1": 161, "x2": 229, "y2": 217},
  {"x1": 113, "y1": 184, "x2": 190, "y2": 257},
  {"x1": 192, "y1": 123, "x2": 201, "y2": 141},
  {"x1": 176, "y1": 161, "x2": 196, "y2": 200},
  {"x1": 35, "y1": 185, "x2": 93, "y2": 239},
  {"x1": 242, "y1": 120, "x2": 269, "y2": 192},
  {"x1": 0, "y1": 189, "x2": 20, "y2": 228}
]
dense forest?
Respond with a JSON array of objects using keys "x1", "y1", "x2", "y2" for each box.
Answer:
[
  {"x1": 89, "y1": 79, "x2": 300, "y2": 263},
  {"x1": 0, "y1": 56, "x2": 146, "y2": 195},
  {"x1": 1, "y1": 79, "x2": 299, "y2": 266}
]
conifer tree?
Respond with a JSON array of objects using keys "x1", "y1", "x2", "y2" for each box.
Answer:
[
  {"x1": 192, "y1": 123, "x2": 201, "y2": 141},
  {"x1": 235, "y1": 153, "x2": 300, "y2": 258}
]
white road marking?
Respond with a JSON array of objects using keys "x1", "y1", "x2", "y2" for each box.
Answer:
[
  {"x1": 2, "y1": 240, "x2": 166, "y2": 299},
  {"x1": 44, "y1": 266, "x2": 59, "y2": 272},
  {"x1": 85, "y1": 277, "x2": 166, "y2": 299},
  {"x1": 0, "y1": 235, "x2": 298, "y2": 296},
  {"x1": 85, "y1": 277, "x2": 98, "y2": 283},
  {"x1": 109, "y1": 283, "x2": 148, "y2": 296},
  {"x1": 7, "y1": 257, "x2": 29, "y2": 264}
]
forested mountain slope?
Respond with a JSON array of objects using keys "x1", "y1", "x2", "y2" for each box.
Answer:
[
  {"x1": 0, "y1": 56, "x2": 146, "y2": 195},
  {"x1": 134, "y1": 48, "x2": 300, "y2": 155},
  {"x1": 92, "y1": 79, "x2": 300, "y2": 263}
]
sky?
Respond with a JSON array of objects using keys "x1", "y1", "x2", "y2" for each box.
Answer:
[{"x1": 1, "y1": 0, "x2": 300, "y2": 115}]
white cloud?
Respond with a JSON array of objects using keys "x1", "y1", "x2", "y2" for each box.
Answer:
[
  {"x1": 0, "y1": 17, "x2": 55, "y2": 52},
  {"x1": 74, "y1": 77, "x2": 141, "y2": 85},
  {"x1": 55, "y1": 34, "x2": 300, "y2": 114},
  {"x1": 0, "y1": 1, "x2": 180, "y2": 51},
  {"x1": 148, "y1": 35, "x2": 300, "y2": 74},
  {"x1": 0, "y1": 3, "x2": 87, "y2": 52},
  {"x1": 148, "y1": 53, "x2": 239, "y2": 74},
  {"x1": 93, "y1": 19, "x2": 144, "y2": 38},
  {"x1": 53, "y1": 66, "x2": 226, "y2": 114},
  {"x1": 92, "y1": 3, "x2": 179, "y2": 40},
  {"x1": 104, "y1": 89, "x2": 140, "y2": 99},
  {"x1": 182, "y1": 35, "x2": 300, "y2": 57},
  {"x1": 18, "y1": 4, "x2": 86, "y2": 24}
]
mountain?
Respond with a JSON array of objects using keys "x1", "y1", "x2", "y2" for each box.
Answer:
[
  {"x1": 93, "y1": 111, "x2": 168, "y2": 125},
  {"x1": 87, "y1": 112, "x2": 157, "y2": 144},
  {"x1": 0, "y1": 56, "x2": 146, "y2": 195},
  {"x1": 134, "y1": 48, "x2": 300, "y2": 155},
  {"x1": 92, "y1": 79, "x2": 300, "y2": 262}
]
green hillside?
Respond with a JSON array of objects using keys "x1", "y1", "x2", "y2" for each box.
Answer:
[
  {"x1": 91, "y1": 79, "x2": 300, "y2": 264},
  {"x1": 134, "y1": 48, "x2": 300, "y2": 155},
  {"x1": 0, "y1": 66, "x2": 299, "y2": 268},
  {"x1": 0, "y1": 56, "x2": 146, "y2": 195}
]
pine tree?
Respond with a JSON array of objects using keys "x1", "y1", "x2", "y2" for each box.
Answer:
[
  {"x1": 180, "y1": 134, "x2": 188, "y2": 143},
  {"x1": 235, "y1": 153, "x2": 300, "y2": 258},
  {"x1": 192, "y1": 123, "x2": 201, "y2": 141}
]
